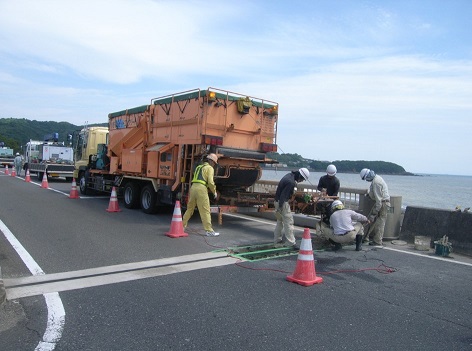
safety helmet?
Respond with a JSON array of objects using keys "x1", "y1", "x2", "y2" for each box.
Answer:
[
  {"x1": 326, "y1": 164, "x2": 337, "y2": 176},
  {"x1": 16, "y1": 152, "x2": 20, "y2": 156},
  {"x1": 360, "y1": 168, "x2": 370, "y2": 180},
  {"x1": 331, "y1": 200, "x2": 344, "y2": 211},
  {"x1": 206, "y1": 153, "x2": 218, "y2": 164},
  {"x1": 298, "y1": 167, "x2": 310, "y2": 181}
]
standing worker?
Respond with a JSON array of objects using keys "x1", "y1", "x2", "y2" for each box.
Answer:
[
  {"x1": 360, "y1": 168, "x2": 390, "y2": 246},
  {"x1": 14, "y1": 153, "x2": 23, "y2": 176},
  {"x1": 182, "y1": 153, "x2": 220, "y2": 237},
  {"x1": 317, "y1": 164, "x2": 340, "y2": 196},
  {"x1": 273, "y1": 168, "x2": 310, "y2": 249}
]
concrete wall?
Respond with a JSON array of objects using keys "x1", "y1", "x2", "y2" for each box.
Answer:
[
  {"x1": 400, "y1": 206, "x2": 472, "y2": 256},
  {"x1": 359, "y1": 195, "x2": 403, "y2": 240}
]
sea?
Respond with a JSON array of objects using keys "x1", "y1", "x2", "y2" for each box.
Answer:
[{"x1": 261, "y1": 169, "x2": 472, "y2": 211}]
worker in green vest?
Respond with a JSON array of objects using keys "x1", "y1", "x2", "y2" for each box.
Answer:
[{"x1": 182, "y1": 153, "x2": 219, "y2": 236}]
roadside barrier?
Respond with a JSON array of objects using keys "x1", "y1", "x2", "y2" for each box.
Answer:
[
  {"x1": 69, "y1": 178, "x2": 80, "y2": 199},
  {"x1": 25, "y1": 169, "x2": 31, "y2": 182},
  {"x1": 286, "y1": 228, "x2": 323, "y2": 286},
  {"x1": 41, "y1": 173, "x2": 49, "y2": 188},
  {"x1": 106, "y1": 187, "x2": 121, "y2": 212},
  {"x1": 166, "y1": 201, "x2": 188, "y2": 238}
]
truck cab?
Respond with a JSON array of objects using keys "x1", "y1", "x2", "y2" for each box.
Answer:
[{"x1": 72, "y1": 126, "x2": 109, "y2": 192}]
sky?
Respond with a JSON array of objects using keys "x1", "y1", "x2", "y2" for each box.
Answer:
[{"x1": 0, "y1": 0, "x2": 471, "y2": 176}]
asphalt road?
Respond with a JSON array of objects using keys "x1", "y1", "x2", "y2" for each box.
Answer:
[{"x1": 1, "y1": 171, "x2": 472, "y2": 351}]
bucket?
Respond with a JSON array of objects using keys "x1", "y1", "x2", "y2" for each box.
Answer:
[{"x1": 414, "y1": 236, "x2": 431, "y2": 251}]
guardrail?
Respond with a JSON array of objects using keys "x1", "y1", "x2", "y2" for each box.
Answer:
[{"x1": 249, "y1": 180, "x2": 402, "y2": 239}]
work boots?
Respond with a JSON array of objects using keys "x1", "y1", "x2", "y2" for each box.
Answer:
[
  {"x1": 355, "y1": 234, "x2": 363, "y2": 251},
  {"x1": 329, "y1": 239, "x2": 342, "y2": 251}
]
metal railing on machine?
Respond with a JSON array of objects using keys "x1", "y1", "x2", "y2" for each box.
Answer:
[{"x1": 248, "y1": 180, "x2": 367, "y2": 211}]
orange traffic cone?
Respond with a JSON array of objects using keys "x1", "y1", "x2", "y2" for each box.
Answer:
[
  {"x1": 286, "y1": 228, "x2": 323, "y2": 286},
  {"x1": 41, "y1": 173, "x2": 49, "y2": 188},
  {"x1": 69, "y1": 178, "x2": 80, "y2": 199},
  {"x1": 166, "y1": 201, "x2": 188, "y2": 238},
  {"x1": 25, "y1": 169, "x2": 31, "y2": 182},
  {"x1": 106, "y1": 187, "x2": 121, "y2": 212},
  {"x1": 5, "y1": 165, "x2": 9, "y2": 175},
  {"x1": 11, "y1": 167, "x2": 16, "y2": 177}
]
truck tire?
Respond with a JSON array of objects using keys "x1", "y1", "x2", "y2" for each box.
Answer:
[
  {"x1": 79, "y1": 172, "x2": 89, "y2": 195},
  {"x1": 38, "y1": 172, "x2": 44, "y2": 181},
  {"x1": 123, "y1": 182, "x2": 141, "y2": 209},
  {"x1": 140, "y1": 184, "x2": 157, "y2": 214}
]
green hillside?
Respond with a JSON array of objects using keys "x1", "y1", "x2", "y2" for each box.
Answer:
[
  {"x1": 0, "y1": 118, "x2": 106, "y2": 152},
  {"x1": 268, "y1": 152, "x2": 413, "y2": 175}
]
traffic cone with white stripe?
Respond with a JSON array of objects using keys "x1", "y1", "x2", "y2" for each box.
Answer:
[
  {"x1": 166, "y1": 201, "x2": 188, "y2": 238},
  {"x1": 69, "y1": 178, "x2": 79, "y2": 199},
  {"x1": 41, "y1": 173, "x2": 49, "y2": 188},
  {"x1": 286, "y1": 228, "x2": 323, "y2": 286},
  {"x1": 5, "y1": 165, "x2": 9, "y2": 175},
  {"x1": 106, "y1": 186, "x2": 121, "y2": 212},
  {"x1": 25, "y1": 169, "x2": 31, "y2": 182},
  {"x1": 11, "y1": 167, "x2": 16, "y2": 177}
]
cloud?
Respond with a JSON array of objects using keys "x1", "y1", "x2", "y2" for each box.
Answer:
[{"x1": 0, "y1": 0, "x2": 471, "y2": 174}]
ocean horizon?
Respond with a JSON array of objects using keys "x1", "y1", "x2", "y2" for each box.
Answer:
[{"x1": 261, "y1": 169, "x2": 472, "y2": 211}]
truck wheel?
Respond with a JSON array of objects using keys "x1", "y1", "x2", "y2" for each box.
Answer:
[
  {"x1": 79, "y1": 173, "x2": 89, "y2": 195},
  {"x1": 140, "y1": 184, "x2": 157, "y2": 214},
  {"x1": 38, "y1": 172, "x2": 44, "y2": 181},
  {"x1": 123, "y1": 182, "x2": 141, "y2": 209},
  {"x1": 65, "y1": 177, "x2": 73, "y2": 183}
]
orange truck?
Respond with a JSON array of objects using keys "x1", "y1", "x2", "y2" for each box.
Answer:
[{"x1": 80, "y1": 87, "x2": 278, "y2": 214}]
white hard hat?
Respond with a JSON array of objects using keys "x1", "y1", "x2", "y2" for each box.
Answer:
[
  {"x1": 326, "y1": 164, "x2": 337, "y2": 176},
  {"x1": 298, "y1": 167, "x2": 310, "y2": 181},
  {"x1": 16, "y1": 152, "x2": 20, "y2": 156},
  {"x1": 360, "y1": 168, "x2": 370, "y2": 180},
  {"x1": 331, "y1": 200, "x2": 344, "y2": 210},
  {"x1": 207, "y1": 153, "x2": 218, "y2": 164}
]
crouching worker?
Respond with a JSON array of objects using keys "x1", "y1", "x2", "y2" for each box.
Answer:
[{"x1": 316, "y1": 200, "x2": 369, "y2": 251}]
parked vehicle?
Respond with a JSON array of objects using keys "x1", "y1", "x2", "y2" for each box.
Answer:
[
  {"x1": 0, "y1": 142, "x2": 14, "y2": 168},
  {"x1": 24, "y1": 133, "x2": 75, "y2": 181},
  {"x1": 80, "y1": 87, "x2": 279, "y2": 213},
  {"x1": 72, "y1": 126, "x2": 109, "y2": 181}
]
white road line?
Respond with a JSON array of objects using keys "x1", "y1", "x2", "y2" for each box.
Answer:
[
  {"x1": 0, "y1": 220, "x2": 65, "y2": 351},
  {"x1": 383, "y1": 246, "x2": 472, "y2": 266},
  {"x1": 223, "y1": 213, "x2": 472, "y2": 267},
  {"x1": 10, "y1": 175, "x2": 108, "y2": 198},
  {"x1": 222, "y1": 212, "x2": 310, "y2": 231},
  {"x1": 7, "y1": 256, "x2": 237, "y2": 300}
]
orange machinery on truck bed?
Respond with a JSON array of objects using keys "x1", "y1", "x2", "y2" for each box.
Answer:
[{"x1": 80, "y1": 87, "x2": 279, "y2": 214}]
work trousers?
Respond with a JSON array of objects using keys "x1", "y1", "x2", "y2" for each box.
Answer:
[
  {"x1": 273, "y1": 201, "x2": 295, "y2": 245},
  {"x1": 317, "y1": 222, "x2": 364, "y2": 244},
  {"x1": 369, "y1": 202, "x2": 389, "y2": 244},
  {"x1": 182, "y1": 183, "x2": 214, "y2": 232}
]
